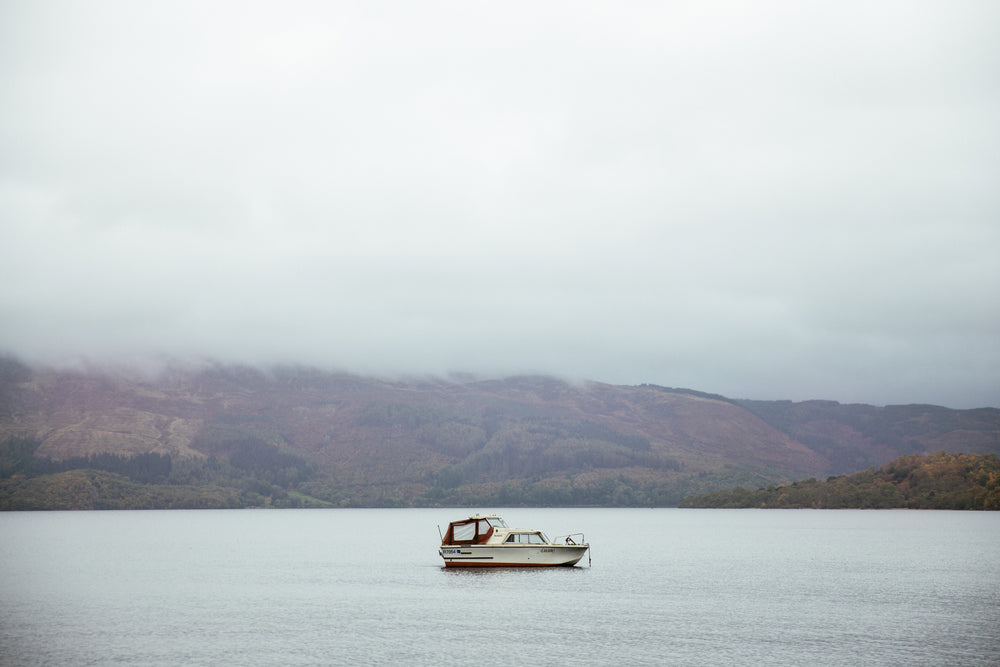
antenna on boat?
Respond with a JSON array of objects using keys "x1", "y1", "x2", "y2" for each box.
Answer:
[{"x1": 437, "y1": 524, "x2": 443, "y2": 541}]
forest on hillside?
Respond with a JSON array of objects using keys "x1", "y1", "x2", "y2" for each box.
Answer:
[
  {"x1": 0, "y1": 431, "x2": 764, "y2": 510},
  {"x1": 679, "y1": 452, "x2": 1000, "y2": 510},
  {"x1": 0, "y1": 436, "x2": 325, "y2": 510},
  {"x1": 2, "y1": 359, "x2": 999, "y2": 510}
]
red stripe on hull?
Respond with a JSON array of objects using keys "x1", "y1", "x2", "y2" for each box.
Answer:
[{"x1": 442, "y1": 561, "x2": 579, "y2": 568}]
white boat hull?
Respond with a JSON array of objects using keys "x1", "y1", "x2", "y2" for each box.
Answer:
[{"x1": 439, "y1": 544, "x2": 589, "y2": 568}]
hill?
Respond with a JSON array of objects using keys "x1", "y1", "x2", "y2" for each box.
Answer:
[
  {"x1": 678, "y1": 451, "x2": 1000, "y2": 509},
  {"x1": 1, "y1": 356, "x2": 998, "y2": 509}
]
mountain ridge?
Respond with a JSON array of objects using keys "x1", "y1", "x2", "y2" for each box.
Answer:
[{"x1": 1, "y1": 357, "x2": 998, "y2": 508}]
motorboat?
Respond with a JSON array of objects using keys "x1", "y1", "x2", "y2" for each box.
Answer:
[{"x1": 438, "y1": 514, "x2": 589, "y2": 568}]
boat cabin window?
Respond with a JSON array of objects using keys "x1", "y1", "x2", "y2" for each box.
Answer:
[
  {"x1": 448, "y1": 518, "x2": 495, "y2": 544},
  {"x1": 504, "y1": 532, "x2": 548, "y2": 544},
  {"x1": 452, "y1": 521, "x2": 476, "y2": 541}
]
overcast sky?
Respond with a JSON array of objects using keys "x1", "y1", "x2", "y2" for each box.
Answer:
[{"x1": 1, "y1": 1, "x2": 998, "y2": 408}]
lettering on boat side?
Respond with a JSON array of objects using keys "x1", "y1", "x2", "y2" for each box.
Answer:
[
  {"x1": 541, "y1": 548, "x2": 554, "y2": 553},
  {"x1": 442, "y1": 549, "x2": 462, "y2": 555}
]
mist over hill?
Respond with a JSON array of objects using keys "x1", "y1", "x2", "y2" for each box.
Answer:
[{"x1": 1, "y1": 356, "x2": 998, "y2": 509}]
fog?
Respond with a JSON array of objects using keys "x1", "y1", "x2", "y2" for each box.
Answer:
[{"x1": 1, "y1": 1, "x2": 998, "y2": 407}]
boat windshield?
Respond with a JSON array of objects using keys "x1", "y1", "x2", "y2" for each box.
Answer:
[
  {"x1": 487, "y1": 517, "x2": 508, "y2": 529},
  {"x1": 504, "y1": 532, "x2": 548, "y2": 544}
]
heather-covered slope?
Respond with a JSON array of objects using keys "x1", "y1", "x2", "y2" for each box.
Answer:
[
  {"x1": 1, "y1": 357, "x2": 997, "y2": 508},
  {"x1": 738, "y1": 399, "x2": 1000, "y2": 475}
]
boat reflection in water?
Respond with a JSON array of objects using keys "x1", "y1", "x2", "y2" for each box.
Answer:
[{"x1": 438, "y1": 514, "x2": 590, "y2": 568}]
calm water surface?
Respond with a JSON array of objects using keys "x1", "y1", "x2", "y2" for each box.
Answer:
[{"x1": 1, "y1": 508, "x2": 998, "y2": 666}]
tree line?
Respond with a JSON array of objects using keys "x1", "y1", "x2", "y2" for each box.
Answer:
[
  {"x1": 0, "y1": 436, "x2": 325, "y2": 510},
  {"x1": 679, "y1": 451, "x2": 1000, "y2": 510}
]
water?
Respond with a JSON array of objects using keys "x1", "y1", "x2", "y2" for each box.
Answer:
[{"x1": 1, "y1": 508, "x2": 998, "y2": 666}]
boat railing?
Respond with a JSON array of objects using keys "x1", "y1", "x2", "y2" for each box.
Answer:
[{"x1": 554, "y1": 532, "x2": 586, "y2": 546}]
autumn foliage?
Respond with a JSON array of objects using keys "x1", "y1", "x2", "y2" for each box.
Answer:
[{"x1": 680, "y1": 452, "x2": 1000, "y2": 510}]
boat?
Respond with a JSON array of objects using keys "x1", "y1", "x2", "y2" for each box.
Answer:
[{"x1": 438, "y1": 514, "x2": 590, "y2": 568}]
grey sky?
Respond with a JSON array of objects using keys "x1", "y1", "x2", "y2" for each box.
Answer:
[{"x1": 2, "y1": 1, "x2": 998, "y2": 408}]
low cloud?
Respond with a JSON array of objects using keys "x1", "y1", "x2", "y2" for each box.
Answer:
[{"x1": 2, "y1": 1, "x2": 998, "y2": 408}]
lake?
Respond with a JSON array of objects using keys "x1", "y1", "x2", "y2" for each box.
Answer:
[{"x1": 1, "y1": 508, "x2": 998, "y2": 666}]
